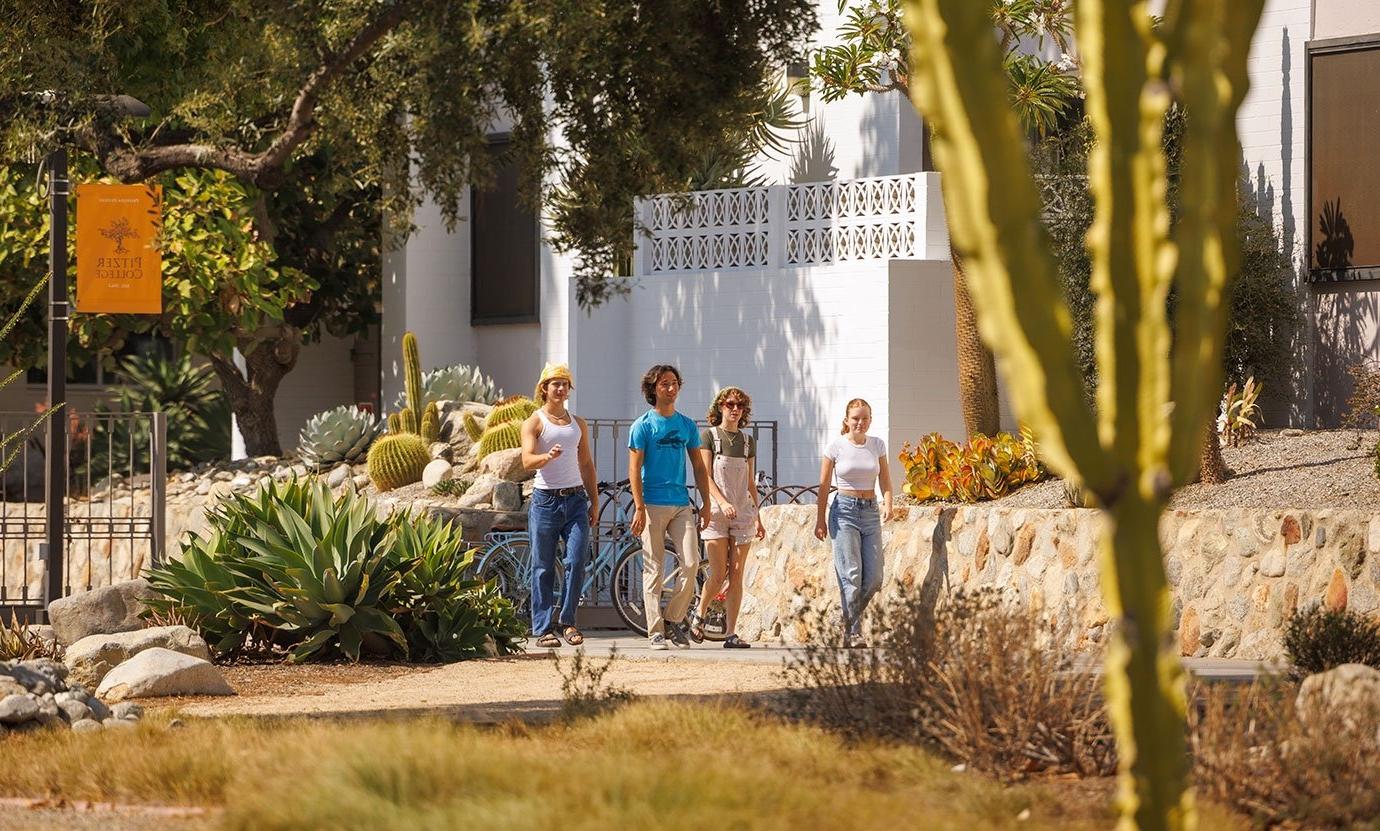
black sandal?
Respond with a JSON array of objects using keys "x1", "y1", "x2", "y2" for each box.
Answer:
[
  {"x1": 686, "y1": 615, "x2": 705, "y2": 644},
  {"x1": 536, "y1": 631, "x2": 561, "y2": 648},
  {"x1": 723, "y1": 634, "x2": 751, "y2": 649}
]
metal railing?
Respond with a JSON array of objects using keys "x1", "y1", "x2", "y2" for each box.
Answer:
[
  {"x1": 0, "y1": 411, "x2": 166, "y2": 611},
  {"x1": 585, "y1": 417, "x2": 779, "y2": 491}
]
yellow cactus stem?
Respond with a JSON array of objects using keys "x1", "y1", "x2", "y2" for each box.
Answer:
[
  {"x1": 901, "y1": 1, "x2": 1263, "y2": 829},
  {"x1": 403, "y1": 331, "x2": 424, "y2": 425},
  {"x1": 386, "y1": 412, "x2": 401, "y2": 434},
  {"x1": 397, "y1": 407, "x2": 417, "y2": 436},
  {"x1": 462, "y1": 412, "x2": 484, "y2": 442},
  {"x1": 421, "y1": 401, "x2": 440, "y2": 443}
]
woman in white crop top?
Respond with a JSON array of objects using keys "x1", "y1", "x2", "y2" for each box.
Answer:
[
  {"x1": 813, "y1": 398, "x2": 897, "y2": 648},
  {"x1": 520, "y1": 363, "x2": 597, "y2": 649}
]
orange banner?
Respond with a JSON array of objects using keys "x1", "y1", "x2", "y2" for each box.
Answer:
[{"x1": 76, "y1": 183, "x2": 163, "y2": 314}]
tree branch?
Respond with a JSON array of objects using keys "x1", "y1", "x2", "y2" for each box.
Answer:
[{"x1": 86, "y1": 0, "x2": 414, "y2": 189}]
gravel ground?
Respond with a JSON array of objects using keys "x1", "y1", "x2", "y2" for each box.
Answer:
[
  {"x1": 916, "y1": 429, "x2": 1378, "y2": 511},
  {"x1": 0, "y1": 799, "x2": 215, "y2": 831}
]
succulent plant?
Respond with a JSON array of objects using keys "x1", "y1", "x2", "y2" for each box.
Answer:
[
  {"x1": 463, "y1": 412, "x2": 484, "y2": 441},
  {"x1": 421, "y1": 401, "x2": 440, "y2": 442},
  {"x1": 430, "y1": 477, "x2": 469, "y2": 497},
  {"x1": 391, "y1": 363, "x2": 502, "y2": 411},
  {"x1": 403, "y1": 332, "x2": 424, "y2": 418},
  {"x1": 487, "y1": 396, "x2": 537, "y2": 427},
  {"x1": 477, "y1": 420, "x2": 522, "y2": 459},
  {"x1": 298, "y1": 405, "x2": 384, "y2": 468},
  {"x1": 899, "y1": 430, "x2": 1046, "y2": 503},
  {"x1": 367, "y1": 433, "x2": 430, "y2": 491}
]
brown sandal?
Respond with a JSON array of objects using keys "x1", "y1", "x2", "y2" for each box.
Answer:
[
  {"x1": 536, "y1": 631, "x2": 561, "y2": 648},
  {"x1": 562, "y1": 626, "x2": 584, "y2": 646}
]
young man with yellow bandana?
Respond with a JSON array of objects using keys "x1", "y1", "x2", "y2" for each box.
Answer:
[{"x1": 521, "y1": 363, "x2": 598, "y2": 648}]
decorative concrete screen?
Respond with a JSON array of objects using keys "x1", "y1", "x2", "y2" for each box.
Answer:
[{"x1": 639, "y1": 174, "x2": 930, "y2": 274}]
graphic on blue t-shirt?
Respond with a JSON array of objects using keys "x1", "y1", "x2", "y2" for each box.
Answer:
[{"x1": 629, "y1": 410, "x2": 701, "y2": 506}]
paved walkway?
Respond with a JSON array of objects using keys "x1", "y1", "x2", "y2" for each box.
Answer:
[{"x1": 547, "y1": 630, "x2": 1280, "y2": 681}]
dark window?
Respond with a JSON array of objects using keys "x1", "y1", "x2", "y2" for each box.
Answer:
[
  {"x1": 1309, "y1": 38, "x2": 1380, "y2": 280},
  {"x1": 471, "y1": 136, "x2": 539, "y2": 324}
]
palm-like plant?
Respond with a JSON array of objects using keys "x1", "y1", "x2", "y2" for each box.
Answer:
[
  {"x1": 686, "y1": 84, "x2": 808, "y2": 190},
  {"x1": 95, "y1": 352, "x2": 231, "y2": 471},
  {"x1": 813, "y1": 0, "x2": 1082, "y2": 439}
]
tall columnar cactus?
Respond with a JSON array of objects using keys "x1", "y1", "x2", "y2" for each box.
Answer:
[
  {"x1": 403, "y1": 331, "x2": 424, "y2": 422},
  {"x1": 902, "y1": 1, "x2": 1262, "y2": 829},
  {"x1": 366, "y1": 433, "x2": 430, "y2": 491},
  {"x1": 463, "y1": 412, "x2": 484, "y2": 442},
  {"x1": 420, "y1": 401, "x2": 440, "y2": 443}
]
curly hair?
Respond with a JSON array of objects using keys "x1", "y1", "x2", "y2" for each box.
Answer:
[
  {"x1": 707, "y1": 387, "x2": 752, "y2": 426},
  {"x1": 641, "y1": 364, "x2": 683, "y2": 407}
]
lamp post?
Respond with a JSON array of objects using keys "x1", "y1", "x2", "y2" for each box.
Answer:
[{"x1": 44, "y1": 94, "x2": 150, "y2": 615}]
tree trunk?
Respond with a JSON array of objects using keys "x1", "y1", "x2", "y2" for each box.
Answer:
[
  {"x1": 209, "y1": 326, "x2": 302, "y2": 457},
  {"x1": 952, "y1": 252, "x2": 1000, "y2": 437},
  {"x1": 1197, "y1": 420, "x2": 1230, "y2": 484}
]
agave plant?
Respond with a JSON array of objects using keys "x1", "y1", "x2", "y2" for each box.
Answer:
[
  {"x1": 298, "y1": 405, "x2": 383, "y2": 468},
  {"x1": 145, "y1": 478, "x2": 522, "y2": 663},
  {"x1": 391, "y1": 363, "x2": 502, "y2": 411}
]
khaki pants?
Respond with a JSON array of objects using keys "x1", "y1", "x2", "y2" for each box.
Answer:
[{"x1": 640, "y1": 504, "x2": 701, "y2": 638}]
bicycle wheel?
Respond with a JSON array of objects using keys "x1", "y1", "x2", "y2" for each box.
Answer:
[
  {"x1": 474, "y1": 535, "x2": 565, "y2": 623},
  {"x1": 610, "y1": 541, "x2": 704, "y2": 637}
]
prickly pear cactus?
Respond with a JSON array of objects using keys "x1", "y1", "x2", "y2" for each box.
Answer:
[
  {"x1": 366, "y1": 433, "x2": 430, "y2": 491},
  {"x1": 297, "y1": 405, "x2": 383, "y2": 468}
]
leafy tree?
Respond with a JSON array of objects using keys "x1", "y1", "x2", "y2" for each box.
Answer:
[
  {"x1": 812, "y1": 0, "x2": 1080, "y2": 438},
  {"x1": 2, "y1": 0, "x2": 818, "y2": 315}
]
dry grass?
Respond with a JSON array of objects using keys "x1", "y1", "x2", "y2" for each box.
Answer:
[
  {"x1": 0, "y1": 701, "x2": 1179, "y2": 830},
  {"x1": 0, "y1": 612, "x2": 61, "y2": 662},
  {"x1": 783, "y1": 587, "x2": 1116, "y2": 780},
  {"x1": 1192, "y1": 678, "x2": 1380, "y2": 829}
]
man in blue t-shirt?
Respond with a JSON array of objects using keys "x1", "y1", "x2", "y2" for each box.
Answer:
[{"x1": 629, "y1": 364, "x2": 712, "y2": 650}]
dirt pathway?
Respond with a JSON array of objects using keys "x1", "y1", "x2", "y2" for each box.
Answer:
[{"x1": 154, "y1": 653, "x2": 789, "y2": 721}]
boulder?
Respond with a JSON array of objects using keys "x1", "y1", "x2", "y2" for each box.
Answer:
[
  {"x1": 2, "y1": 658, "x2": 68, "y2": 695},
  {"x1": 326, "y1": 464, "x2": 352, "y2": 489},
  {"x1": 457, "y1": 473, "x2": 503, "y2": 509},
  {"x1": 95, "y1": 648, "x2": 233, "y2": 702},
  {"x1": 70, "y1": 718, "x2": 102, "y2": 733},
  {"x1": 480, "y1": 447, "x2": 533, "y2": 482},
  {"x1": 492, "y1": 481, "x2": 523, "y2": 513},
  {"x1": 1297, "y1": 663, "x2": 1380, "y2": 725},
  {"x1": 46, "y1": 579, "x2": 156, "y2": 646},
  {"x1": 422, "y1": 459, "x2": 454, "y2": 488},
  {"x1": 0, "y1": 694, "x2": 38, "y2": 724},
  {"x1": 64, "y1": 626, "x2": 212, "y2": 689}
]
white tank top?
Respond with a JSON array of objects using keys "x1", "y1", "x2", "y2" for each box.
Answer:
[{"x1": 533, "y1": 409, "x2": 584, "y2": 490}]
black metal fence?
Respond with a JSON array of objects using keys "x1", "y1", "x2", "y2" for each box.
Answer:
[{"x1": 0, "y1": 411, "x2": 166, "y2": 614}]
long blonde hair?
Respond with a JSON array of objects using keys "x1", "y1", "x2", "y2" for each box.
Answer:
[{"x1": 839, "y1": 398, "x2": 872, "y2": 434}]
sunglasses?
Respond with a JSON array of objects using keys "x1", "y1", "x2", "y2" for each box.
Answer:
[{"x1": 722, "y1": 400, "x2": 746, "y2": 409}]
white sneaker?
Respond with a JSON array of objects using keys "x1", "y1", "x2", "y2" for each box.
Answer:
[{"x1": 648, "y1": 633, "x2": 668, "y2": 651}]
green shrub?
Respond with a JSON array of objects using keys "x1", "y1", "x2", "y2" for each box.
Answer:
[
  {"x1": 146, "y1": 478, "x2": 524, "y2": 662},
  {"x1": 1282, "y1": 605, "x2": 1380, "y2": 679},
  {"x1": 94, "y1": 353, "x2": 231, "y2": 471}
]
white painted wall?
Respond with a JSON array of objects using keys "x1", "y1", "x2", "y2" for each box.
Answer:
[{"x1": 1315, "y1": 0, "x2": 1380, "y2": 38}]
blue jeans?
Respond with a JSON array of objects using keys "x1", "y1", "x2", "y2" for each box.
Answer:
[
  {"x1": 528, "y1": 489, "x2": 591, "y2": 635},
  {"x1": 828, "y1": 495, "x2": 884, "y2": 637}
]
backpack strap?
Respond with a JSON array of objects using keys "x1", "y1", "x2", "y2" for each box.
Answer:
[{"x1": 710, "y1": 426, "x2": 723, "y2": 457}]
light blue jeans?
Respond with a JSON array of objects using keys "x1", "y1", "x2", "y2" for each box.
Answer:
[
  {"x1": 828, "y1": 495, "x2": 884, "y2": 637},
  {"x1": 528, "y1": 489, "x2": 591, "y2": 636}
]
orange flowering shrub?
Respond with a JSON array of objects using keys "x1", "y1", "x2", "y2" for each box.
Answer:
[{"x1": 898, "y1": 428, "x2": 1045, "y2": 503}]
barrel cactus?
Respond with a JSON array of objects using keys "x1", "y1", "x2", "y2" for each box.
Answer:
[
  {"x1": 391, "y1": 363, "x2": 502, "y2": 411},
  {"x1": 487, "y1": 396, "x2": 537, "y2": 427},
  {"x1": 477, "y1": 420, "x2": 522, "y2": 459},
  {"x1": 297, "y1": 406, "x2": 383, "y2": 468},
  {"x1": 367, "y1": 433, "x2": 430, "y2": 491}
]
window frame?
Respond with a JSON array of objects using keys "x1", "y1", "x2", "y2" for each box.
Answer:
[
  {"x1": 1305, "y1": 33, "x2": 1380, "y2": 283},
  {"x1": 469, "y1": 132, "x2": 541, "y2": 326}
]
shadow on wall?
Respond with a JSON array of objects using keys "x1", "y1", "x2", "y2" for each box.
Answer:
[
  {"x1": 790, "y1": 118, "x2": 839, "y2": 184},
  {"x1": 651, "y1": 268, "x2": 832, "y2": 487},
  {"x1": 1313, "y1": 284, "x2": 1379, "y2": 423}
]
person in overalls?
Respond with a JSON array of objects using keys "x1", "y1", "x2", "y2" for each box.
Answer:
[
  {"x1": 690, "y1": 387, "x2": 765, "y2": 648},
  {"x1": 521, "y1": 363, "x2": 598, "y2": 648}
]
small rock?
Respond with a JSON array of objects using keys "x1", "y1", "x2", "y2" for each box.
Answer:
[
  {"x1": 429, "y1": 442, "x2": 454, "y2": 462},
  {"x1": 422, "y1": 459, "x2": 454, "y2": 488},
  {"x1": 111, "y1": 701, "x2": 143, "y2": 721},
  {"x1": 195, "y1": 479, "x2": 212, "y2": 495},
  {"x1": 352, "y1": 474, "x2": 372, "y2": 490},
  {"x1": 230, "y1": 475, "x2": 253, "y2": 489},
  {"x1": 168, "y1": 718, "x2": 185, "y2": 729},
  {"x1": 95, "y1": 648, "x2": 234, "y2": 701},
  {"x1": 57, "y1": 699, "x2": 93, "y2": 723},
  {"x1": 0, "y1": 694, "x2": 39, "y2": 724},
  {"x1": 65, "y1": 626, "x2": 212, "y2": 689},
  {"x1": 1281, "y1": 428, "x2": 1305, "y2": 437},
  {"x1": 492, "y1": 481, "x2": 523, "y2": 512},
  {"x1": 70, "y1": 718, "x2": 102, "y2": 733},
  {"x1": 0, "y1": 679, "x2": 26, "y2": 698},
  {"x1": 457, "y1": 473, "x2": 502, "y2": 509},
  {"x1": 1260, "y1": 548, "x2": 1286, "y2": 578},
  {"x1": 179, "y1": 472, "x2": 197, "y2": 483},
  {"x1": 5, "y1": 658, "x2": 69, "y2": 694},
  {"x1": 206, "y1": 481, "x2": 235, "y2": 501},
  {"x1": 326, "y1": 465, "x2": 352, "y2": 489},
  {"x1": 102, "y1": 717, "x2": 137, "y2": 730},
  {"x1": 272, "y1": 465, "x2": 292, "y2": 481}
]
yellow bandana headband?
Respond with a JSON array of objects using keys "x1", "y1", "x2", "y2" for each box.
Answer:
[{"x1": 535, "y1": 362, "x2": 573, "y2": 400}]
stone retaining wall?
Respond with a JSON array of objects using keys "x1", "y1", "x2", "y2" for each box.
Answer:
[{"x1": 737, "y1": 505, "x2": 1380, "y2": 660}]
